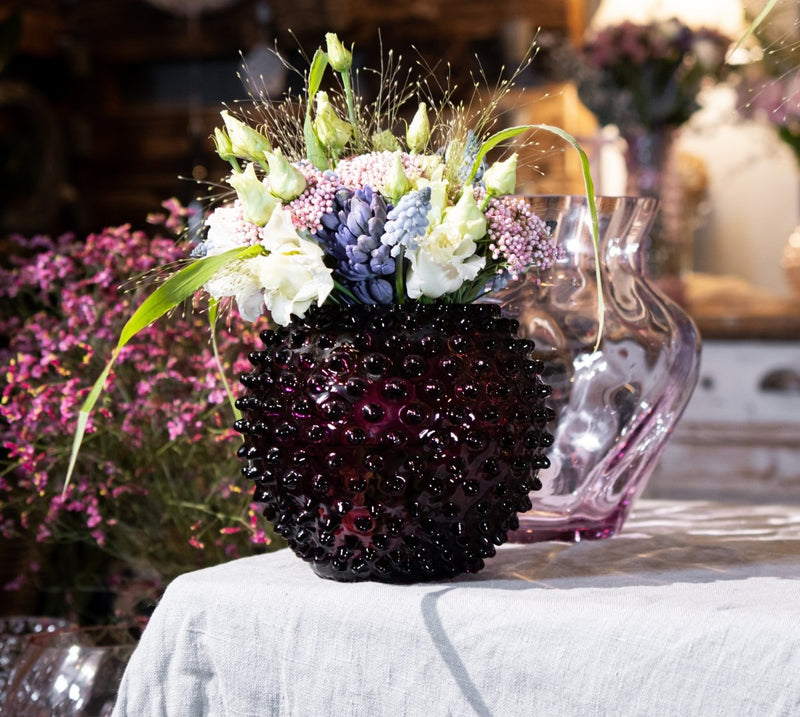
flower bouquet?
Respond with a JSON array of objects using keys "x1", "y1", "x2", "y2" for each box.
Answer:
[
  {"x1": 66, "y1": 34, "x2": 599, "y2": 583},
  {"x1": 577, "y1": 18, "x2": 732, "y2": 134}
]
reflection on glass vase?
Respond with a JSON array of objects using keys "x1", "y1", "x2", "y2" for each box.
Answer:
[
  {"x1": 489, "y1": 195, "x2": 701, "y2": 542},
  {"x1": 0, "y1": 617, "x2": 75, "y2": 710}
]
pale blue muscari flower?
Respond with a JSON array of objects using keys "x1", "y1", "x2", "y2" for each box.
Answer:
[{"x1": 381, "y1": 187, "x2": 432, "y2": 257}]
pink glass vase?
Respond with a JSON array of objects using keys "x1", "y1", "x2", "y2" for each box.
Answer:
[{"x1": 489, "y1": 195, "x2": 701, "y2": 542}]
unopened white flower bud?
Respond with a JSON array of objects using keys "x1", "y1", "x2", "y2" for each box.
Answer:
[
  {"x1": 325, "y1": 33, "x2": 353, "y2": 73},
  {"x1": 382, "y1": 152, "x2": 409, "y2": 203},
  {"x1": 313, "y1": 92, "x2": 352, "y2": 153},
  {"x1": 483, "y1": 153, "x2": 518, "y2": 196},
  {"x1": 228, "y1": 163, "x2": 280, "y2": 226},
  {"x1": 266, "y1": 151, "x2": 307, "y2": 201},
  {"x1": 407, "y1": 102, "x2": 430, "y2": 153},
  {"x1": 220, "y1": 110, "x2": 271, "y2": 163}
]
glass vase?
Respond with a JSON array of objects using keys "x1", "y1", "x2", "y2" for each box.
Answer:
[
  {"x1": 2, "y1": 624, "x2": 140, "y2": 716},
  {"x1": 0, "y1": 617, "x2": 74, "y2": 710},
  {"x1": 234, "y1": 303, "x2": 554, "y2": 583},
  {"x1": 489, "y1": 195, "x2": 701, "y2": 542}
]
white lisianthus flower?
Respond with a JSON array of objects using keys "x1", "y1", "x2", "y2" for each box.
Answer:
[
  {"x1": 265, "y1": 150, "x2": 307, "y2": 201},
  {"x1": 258, "y1": 208, "x2": 334, "y2": 325},
  {"x1": 405, "y1": 189, "x2": 487, "y2": 299},
  {"x1": 203, "y1": 202, "x2": 262, "y2": 257},
  {"x1": 220, "y1": 110, "x2": 271, "y2": 163},
  {"x1": 228, "y1": 163, "x2": 280, "y2": 226},
  {"x1": 204, "y1": 255, "x2": 270, "y2": 322},
  {"x1": 205, "y1": 208, "x2": 333, "y2": 324},
  {"x1": 483, "y1": 153, "x2": 518, "y2": 196}
]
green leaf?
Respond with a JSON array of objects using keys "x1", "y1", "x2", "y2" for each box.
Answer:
[
  {"x1": 65, "y1": 244, "x2": 263, "y2": 492},
  {"x1": 394, "y1": 246, "x2": 406, "y2": 304},
  {"x1": 63, "y1": 347, "x2": 121, "y2": 496},
  {"x1": 303, "y1": 49, "x2": 331, "y2": 169},
  {"x1": 468, "y1": 126, "x2": 532, "y2": 183},
  {"x1": 118, "y1": 245, "x2": 262, "y2": 347},
  {"x1": 304, "y1": 113, "x2": 328, "y2": 170},
  {"x1": 471, "y1": 123, "x2": 604, "y2": 349},
  {"x1": 307, "y1": 49, "x2": 329, "y2": 100}
]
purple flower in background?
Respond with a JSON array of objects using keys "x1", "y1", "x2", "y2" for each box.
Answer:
[
  {"x1": 0, "y1": 200, "x2": 276, "y2": 620},
  {"x1": 577, "y1": 19, "x2": 731, "y2": 132}
]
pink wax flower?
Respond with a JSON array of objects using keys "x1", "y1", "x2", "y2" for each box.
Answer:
[{"x1": 0, "y1": 199, "x2": 281, "y2": 620}]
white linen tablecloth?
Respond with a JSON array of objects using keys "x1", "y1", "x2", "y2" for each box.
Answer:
[{"x1": 112, "y1": 500, "x2": 800, "y2": 716}]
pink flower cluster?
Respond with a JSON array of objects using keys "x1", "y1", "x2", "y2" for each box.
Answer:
[
  {"x1": 335, "y1": 151, "x2": 426, "y2": 192},
  {"x1": 0, "y1": 202, "x2": 277, "y2": 611},
  {"x1": 286, "y1": 162, "x2": 339, "y2": 232},
  {"x1": 485, "y1": 196, "x2": 560, "y2": 279}
]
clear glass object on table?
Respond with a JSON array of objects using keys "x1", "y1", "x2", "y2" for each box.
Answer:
[
  {"x1": 488, "y1": 195, "x2": 701, "y2": 542},
  {"x1": 2, "y1": 623, "x2": 140, "y2": 716},
  {"x1": 0, "y1": 616, "x2": 75, "y2": 709}
]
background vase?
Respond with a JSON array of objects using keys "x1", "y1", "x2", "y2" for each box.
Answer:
[
  {"x1": 490, "y1": 195, "x2": 701, "y2": 542},
  {"x1": 623, "y1": 128, "x2": 696, "y2": 282}
]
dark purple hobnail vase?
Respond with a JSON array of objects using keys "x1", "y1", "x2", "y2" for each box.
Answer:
[
  {"x1": 234, "y1": 303, "x2": 554, "y2": 582},
  {"x1": 487, "y1": 196, "x2": 701, "y2": 542}
]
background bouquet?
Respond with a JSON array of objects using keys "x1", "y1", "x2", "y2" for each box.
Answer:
[
  {"x1": 0, "y1": 203, "x2": 276, "y2": 621},
  {"x1": 576, "y1": 18, "x2": 732, "y2": 133}
]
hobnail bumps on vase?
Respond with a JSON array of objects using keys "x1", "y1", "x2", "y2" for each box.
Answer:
[{"x1": 234, "y1": 303, "x2": 554, "y2": 582}]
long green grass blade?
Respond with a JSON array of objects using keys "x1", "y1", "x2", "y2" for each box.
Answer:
[
  {"x1": 118, "y1": 245, "x2": 262, "y2": 347},
  {"x1": 468, "y1": 126, "x2": 532, "y2": 182},
  {"x1": 727, "y1": 0, "x2": 778, "y2": 62},
  {"x1": 472, "y1": 123, "x2": 603, "y2": 348},
  {"x1": 63, "y1": 347, "x2": 120, "y2": 495},
  {"x1": 209, "y1": 298, "x2": 241, "y2": 422},
  {"x1": 65, "y1": 244, "x2": 263, "y2": 492}
]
